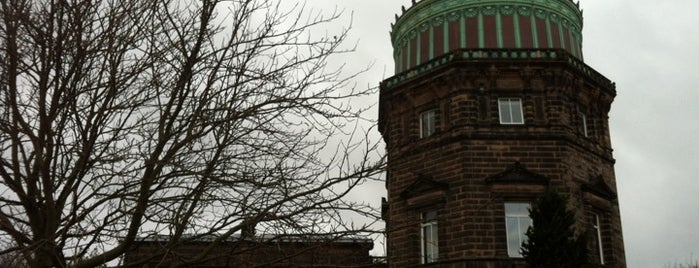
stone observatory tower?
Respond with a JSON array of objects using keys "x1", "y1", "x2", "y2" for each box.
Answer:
[{"x1": 378, "y1": 0, "x2": 626, "y2": 267}]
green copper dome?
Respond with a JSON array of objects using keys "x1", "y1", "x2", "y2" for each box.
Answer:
[{"x1": 391, "y1": 0, "x2": 584, "y2": 73}]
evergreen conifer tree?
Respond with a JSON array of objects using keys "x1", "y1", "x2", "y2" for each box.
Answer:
[{"x1": 521, "y1": 191, "x2": 592, "y2": 268}]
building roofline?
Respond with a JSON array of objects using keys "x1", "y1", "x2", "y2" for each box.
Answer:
[
  {"x1": 380, "y1": 48, "x2": 613, "y2": 91},
  {"x1": 132, "y1": 234, "x2": 374, "y2": 245}
]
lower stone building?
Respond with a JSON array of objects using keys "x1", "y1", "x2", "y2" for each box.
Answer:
[{"x1": 123, "y1": 234, "x2": 381, "y2": 267}]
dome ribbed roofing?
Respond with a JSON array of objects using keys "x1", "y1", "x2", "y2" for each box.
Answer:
[{"x1": 390, "y1": 0, "x2": 585, "y2": 73}]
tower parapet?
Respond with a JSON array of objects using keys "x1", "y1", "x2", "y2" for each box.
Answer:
[{"x1": 391, "y1": 0, "x2": 584, "y2": 73}]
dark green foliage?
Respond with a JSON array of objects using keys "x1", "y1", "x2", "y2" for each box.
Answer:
[{"x1": 521, "y1": 191, "x2": 591, "y2": 268}]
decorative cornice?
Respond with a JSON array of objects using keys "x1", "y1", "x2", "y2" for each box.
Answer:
[{"x1": 380, "y1": 48, "x2": 614, "y2": 92}]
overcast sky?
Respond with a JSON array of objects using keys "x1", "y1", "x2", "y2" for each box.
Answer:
[{"x1": 303, "y1": 0, "x2": 699, "y2": 267}]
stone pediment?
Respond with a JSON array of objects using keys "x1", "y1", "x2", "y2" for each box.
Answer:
[
  {"x1": 485, "y1": 162, "x2": 549, "y2": 185},
  {"x1": 485, "y1": 162, "x2": 549, "y2": 194},
  {"x1": 582, "y1": 175, "x2": 617, "y2": 200},
  {"x1": 400, "y1": 174, "x2": 449, "y2": 208}
]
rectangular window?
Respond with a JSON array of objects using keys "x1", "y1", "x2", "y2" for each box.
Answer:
[
  {"x1": 420, "y1": 110, "x2": 436, "y2": 138},
  {"x1": 498, "y1": 98, "x2": 524, "y2": 125},
  {"x1": 580, "y1": 113, "x2": 589, "y2": 137},
  {"x1": 421, "y1": 211, "x2": 439, "y2": 263},
  {"x1": 593, "y1": 214, "x2": 605, "y2": 264},
  {"x1": 505, "y1": 202, "x2": 532, "y2": 257}
]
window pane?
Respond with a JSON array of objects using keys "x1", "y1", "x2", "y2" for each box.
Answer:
[
  {"x1": 519, "y1": 218, "x2": 532, "y2": 242},
  {"x1": 506, "y1": 218, "x2": 521, "y2": 257},
  {"x1": 423, "y1": 227, "x2": 429, "y2": 250},
  {"x1": 430, "y1": 224, "x2": 439, "y2": 246},
  {"x1": 422, "y1": 224, "x2": 438, "y2": 263},
  {"x1": 420, "y1": 110, "x2": 436, "y2": 138},
  {"x1": 499, "y1": 100, "x2": 512, "y2": 123},
  {"x1": 421, "y1": 211, "x2": 439, "y2": 263},
  {"x1": 581, "y1": 113, "x2": 589, "y2": 137},
  {"x1": 510, "y1": 100, "x2": 523, "y2": 123},
  {"x1": 505, "y1": 203, "x2": 530, "y2": 216},
  {"x1": 594, "y1": 214, "x2": 605, "y2": 264}
]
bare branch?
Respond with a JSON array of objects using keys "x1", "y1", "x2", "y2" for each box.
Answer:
[{"x1": 0, "y1": 0, "x2": 383, "y2": 267}]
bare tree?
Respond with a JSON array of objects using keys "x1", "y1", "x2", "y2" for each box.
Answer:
[
  {"x1": 666, "y1": 259, "x2": 699, "y2": 268},
  {"x1": 0, "y1": 0, "x2": 384, "y2": 267}
]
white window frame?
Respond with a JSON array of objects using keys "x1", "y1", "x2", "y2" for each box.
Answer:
[
  {"x1": 419, "y1": 110, "x2": 436, "y2": 138},
  {"x1": 498, "y1": 98, "x2": 524, "y2": 125},
  {"x1": 504, "y1": 202, "x2": 532, "y2": 258},
  {"x1": 593, "y1": 214, "x2": 605, "y2": 264},
  {"x1": 421, "y1": 211, "x2": 439, "y2": 264}
]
